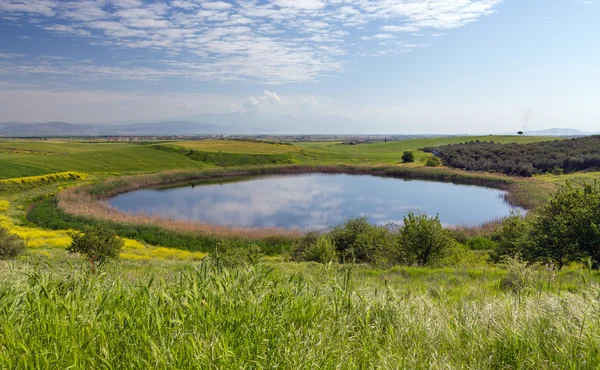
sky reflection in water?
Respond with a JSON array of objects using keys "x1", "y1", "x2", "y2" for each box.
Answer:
[{"x1": 108, "y1": 174, "x2": 522, "y2": 230}]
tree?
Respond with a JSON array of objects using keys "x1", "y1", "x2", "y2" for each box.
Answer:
[
  {"x1": 68, "y1": 226, "x2": 124, "y2": 271},
  {"x1": 300, "y1": 235, "x2": 338, "y2": 263},
  {"x1": 401, "y1": 151, "x2": 415, "y2": 163},
  {"x1": 491, "y1": 212, "x2": 532, "y2": 262},
  {"x1": 530, "y1": 183, "x2": 600, "y2": 269},
  {"x1": 399, "y1": 212, "x2": 453, "y2": 266},
  {"x1": 0, "y1": 226, "x2": 25, "y2": 259},
  {"x1": 329, "y1": 218, "x2": 396, "y2": 264},
  {"x1": 518, "y1": 131, "x2": 524, "y2": 135}
]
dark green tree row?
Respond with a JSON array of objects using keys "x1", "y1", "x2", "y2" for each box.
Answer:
[{"x1": 422, "y1": 136, "x2": 600, "y2": 177}]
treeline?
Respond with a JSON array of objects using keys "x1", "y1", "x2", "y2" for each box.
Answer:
[
  {"x1": 422, "y1": 136, "x2": 600, "y2": 177},
  {"x1": 293, "y1": 182, "x2": 600, "y2": 269},
  {"x1": 491, "y1": 182, "x2": 600, "y2": 269},
  {"x1": 292, "y1": 213, "x2": 458, "y2": 267}
]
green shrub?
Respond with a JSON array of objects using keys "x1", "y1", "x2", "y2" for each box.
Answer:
[
  {"x1": 468, "y1": 236, "x2": 497, "y2": 251},
  {"x1": 68, "y1": 226, "x2": 124, "y2": 271},
  {"x1": 0, "y1": 226, "x2": 25, "y2": 259},
  {"x1": 491, "y1": 213, "x2": 532, "y2": 262},
  {"x1": 211, "y1": 240, "x2": 264, "y2": 267},
  {"x1": 449, "y1": 229, "x2": 468, "y2": 244},
  {"x1": 425, "y1": 156, "x2": 442, "y2": 167},
  {"x1": 301, "y1": 235, "x2": 338, "y2": 263},
  {"x1": 399, "y1": 212, "x2": 453, "y2": 266},
  {"x1": 291, "y1": 231, "x2": 320, "y2": 261},
  {"x1": 529, "y1": 182, "x2": 600, "y2": 269},
  {"x1": 329, "y1": 218, "x2": 397, "y2": 264},
  {"x1": 401, "y1": 151, "x2": 415, "y2": 163}
]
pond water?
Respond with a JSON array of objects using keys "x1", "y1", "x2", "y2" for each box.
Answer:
[{"x1": 108, "y1": 174, "x2": 522, "y2": 230}]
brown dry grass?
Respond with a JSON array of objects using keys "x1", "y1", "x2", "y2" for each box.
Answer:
[{"x1": 58, "y1": 186, "x2": 303, "y2": 240}]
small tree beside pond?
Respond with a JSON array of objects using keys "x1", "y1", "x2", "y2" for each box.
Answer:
[
  {"x1": 68, "y1": 226, "x2": 124, "y2": 272},
  {"x1": 401, "y1": 151, "x2": 415, "y2": 163},
  {"x1": 399, "y1": 212, "x2": 454, "y2": 266}
]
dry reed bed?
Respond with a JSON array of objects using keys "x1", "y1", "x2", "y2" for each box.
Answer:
[
  {"x1": 58, "y1": 187, "x2": 302, "y2": 240},
  {"x1": 57, "y1": 165, "x2": 533, "y2": 240}
]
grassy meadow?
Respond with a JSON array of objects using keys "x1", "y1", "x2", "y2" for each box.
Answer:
[
  {"x1": 176, "y1": 140, "x2": 302, "y2": 154},
  {"x1": 3, "y1": 135, "x2": 600, "y2": 368},
  {"x1": 0, "y1": 135, "x2": 554, "y2": 179},
  {"x1": 296, "y1": 135, "x2": 559, "y2": 165},
  {"x1": 1, "y1": 258, "x2": 600, "y2": 369}
]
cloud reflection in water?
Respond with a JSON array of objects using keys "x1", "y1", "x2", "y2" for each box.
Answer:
[{"x1": 108, "y1": 174, "x2": 521, "y2": 230}]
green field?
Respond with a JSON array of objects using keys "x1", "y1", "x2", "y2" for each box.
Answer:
[
  {"x1": 297, "y1": 135, "x2": 558, "y2": 165},
  {"x1": 2, "y1": 135, "x2": 600, "y2": 369},
  {"x1": 0, "y1": 143, "x2": 211, "y2": 180},
  {"x1": 0, "y1": 136, "x2": 555, "y2": 179},
  {"x1": 176, "y1": 140, "x2": 301, "y2": 154}
]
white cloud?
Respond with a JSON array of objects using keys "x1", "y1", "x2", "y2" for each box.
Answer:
[
  {"x1": 202, "y1": 1, "x2": 233, "y2": 10},
  {"x1": 0, "y1": 52, "x2": 25, "y2": 58},
  {"x1": 43, "y1": 24, "x2": 92, "y2": 37},
  {"x1": 380, "y1": 25, "x2": 419, "y2": 32},
  {"x1": 0, "y1": 0, "x2": 57, "y2": 16},
  {"x1": 272, "y1": 0, "x2": 326, "y2": 10},
  {"x1": 0, "y1": 0, "x2": 503, "y2": 83}
]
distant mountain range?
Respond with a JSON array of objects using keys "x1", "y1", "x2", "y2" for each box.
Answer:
[
  {"x1": 0, "y1": 121, "x2": 598, "y2": 137},
  {"x1": 0, "y1": 121, "x2": 229, "y2": 137},
  {"x1": 523, "y1": 128, "x2": 598, "y2": 136}
]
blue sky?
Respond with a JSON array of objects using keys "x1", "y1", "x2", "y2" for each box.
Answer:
[{"x1": 0, "y1": 0, "x2": 598, "y2": 133}]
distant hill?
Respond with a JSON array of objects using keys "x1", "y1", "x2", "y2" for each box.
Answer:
[
  {"x1": 0, "y1": 121, "x2": 228, "y2": 137},
  {"x1": 524, "y1": 128, "x2": 597, "y2": 136}
]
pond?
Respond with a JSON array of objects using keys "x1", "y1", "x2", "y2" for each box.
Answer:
[{"x1": 108, "y1": 173, "x2": 522, "y2": 230}]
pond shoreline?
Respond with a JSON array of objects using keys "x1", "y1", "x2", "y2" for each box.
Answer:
[
  {"x1": 47, "y1": 165, "x2": 556, "y2": 241},
  {"x1": 108, "y1": 173, "x2": 524, "y2": 230}
]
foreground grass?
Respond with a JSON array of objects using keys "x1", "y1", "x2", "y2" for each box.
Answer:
[{"x1": 0, "y1": 258, "x2": 599, "y2": 369}]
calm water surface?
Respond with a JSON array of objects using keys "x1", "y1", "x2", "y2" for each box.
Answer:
[{"x1": 108, "y1": 174, "x2": 522, "y2": 229}]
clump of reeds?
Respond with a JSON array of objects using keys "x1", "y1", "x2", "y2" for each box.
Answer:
[{"x1": 58, "y1": 186, "x2": 302, "y2": 240}]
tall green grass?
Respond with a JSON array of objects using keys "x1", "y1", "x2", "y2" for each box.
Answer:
[{"x1": 0, "y1": 260, "x2": 599, "y2": 369}]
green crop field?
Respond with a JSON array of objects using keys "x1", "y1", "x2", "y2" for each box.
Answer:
[
  {"x1": 0, "y1": 140, "x2": 135, "y2": 153},
  {"x1": 0, "y1": 144, "x2": 211, "y2": 180},
  {"x1": 2, "y1": 135, "x2": 600, "y2": 369},
  {"x1": 176, "y1": 140, "x2": 302, "y2": 154},
  {"x1": 0, "y1": 136, "x2": 555, "y2": 179}
]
